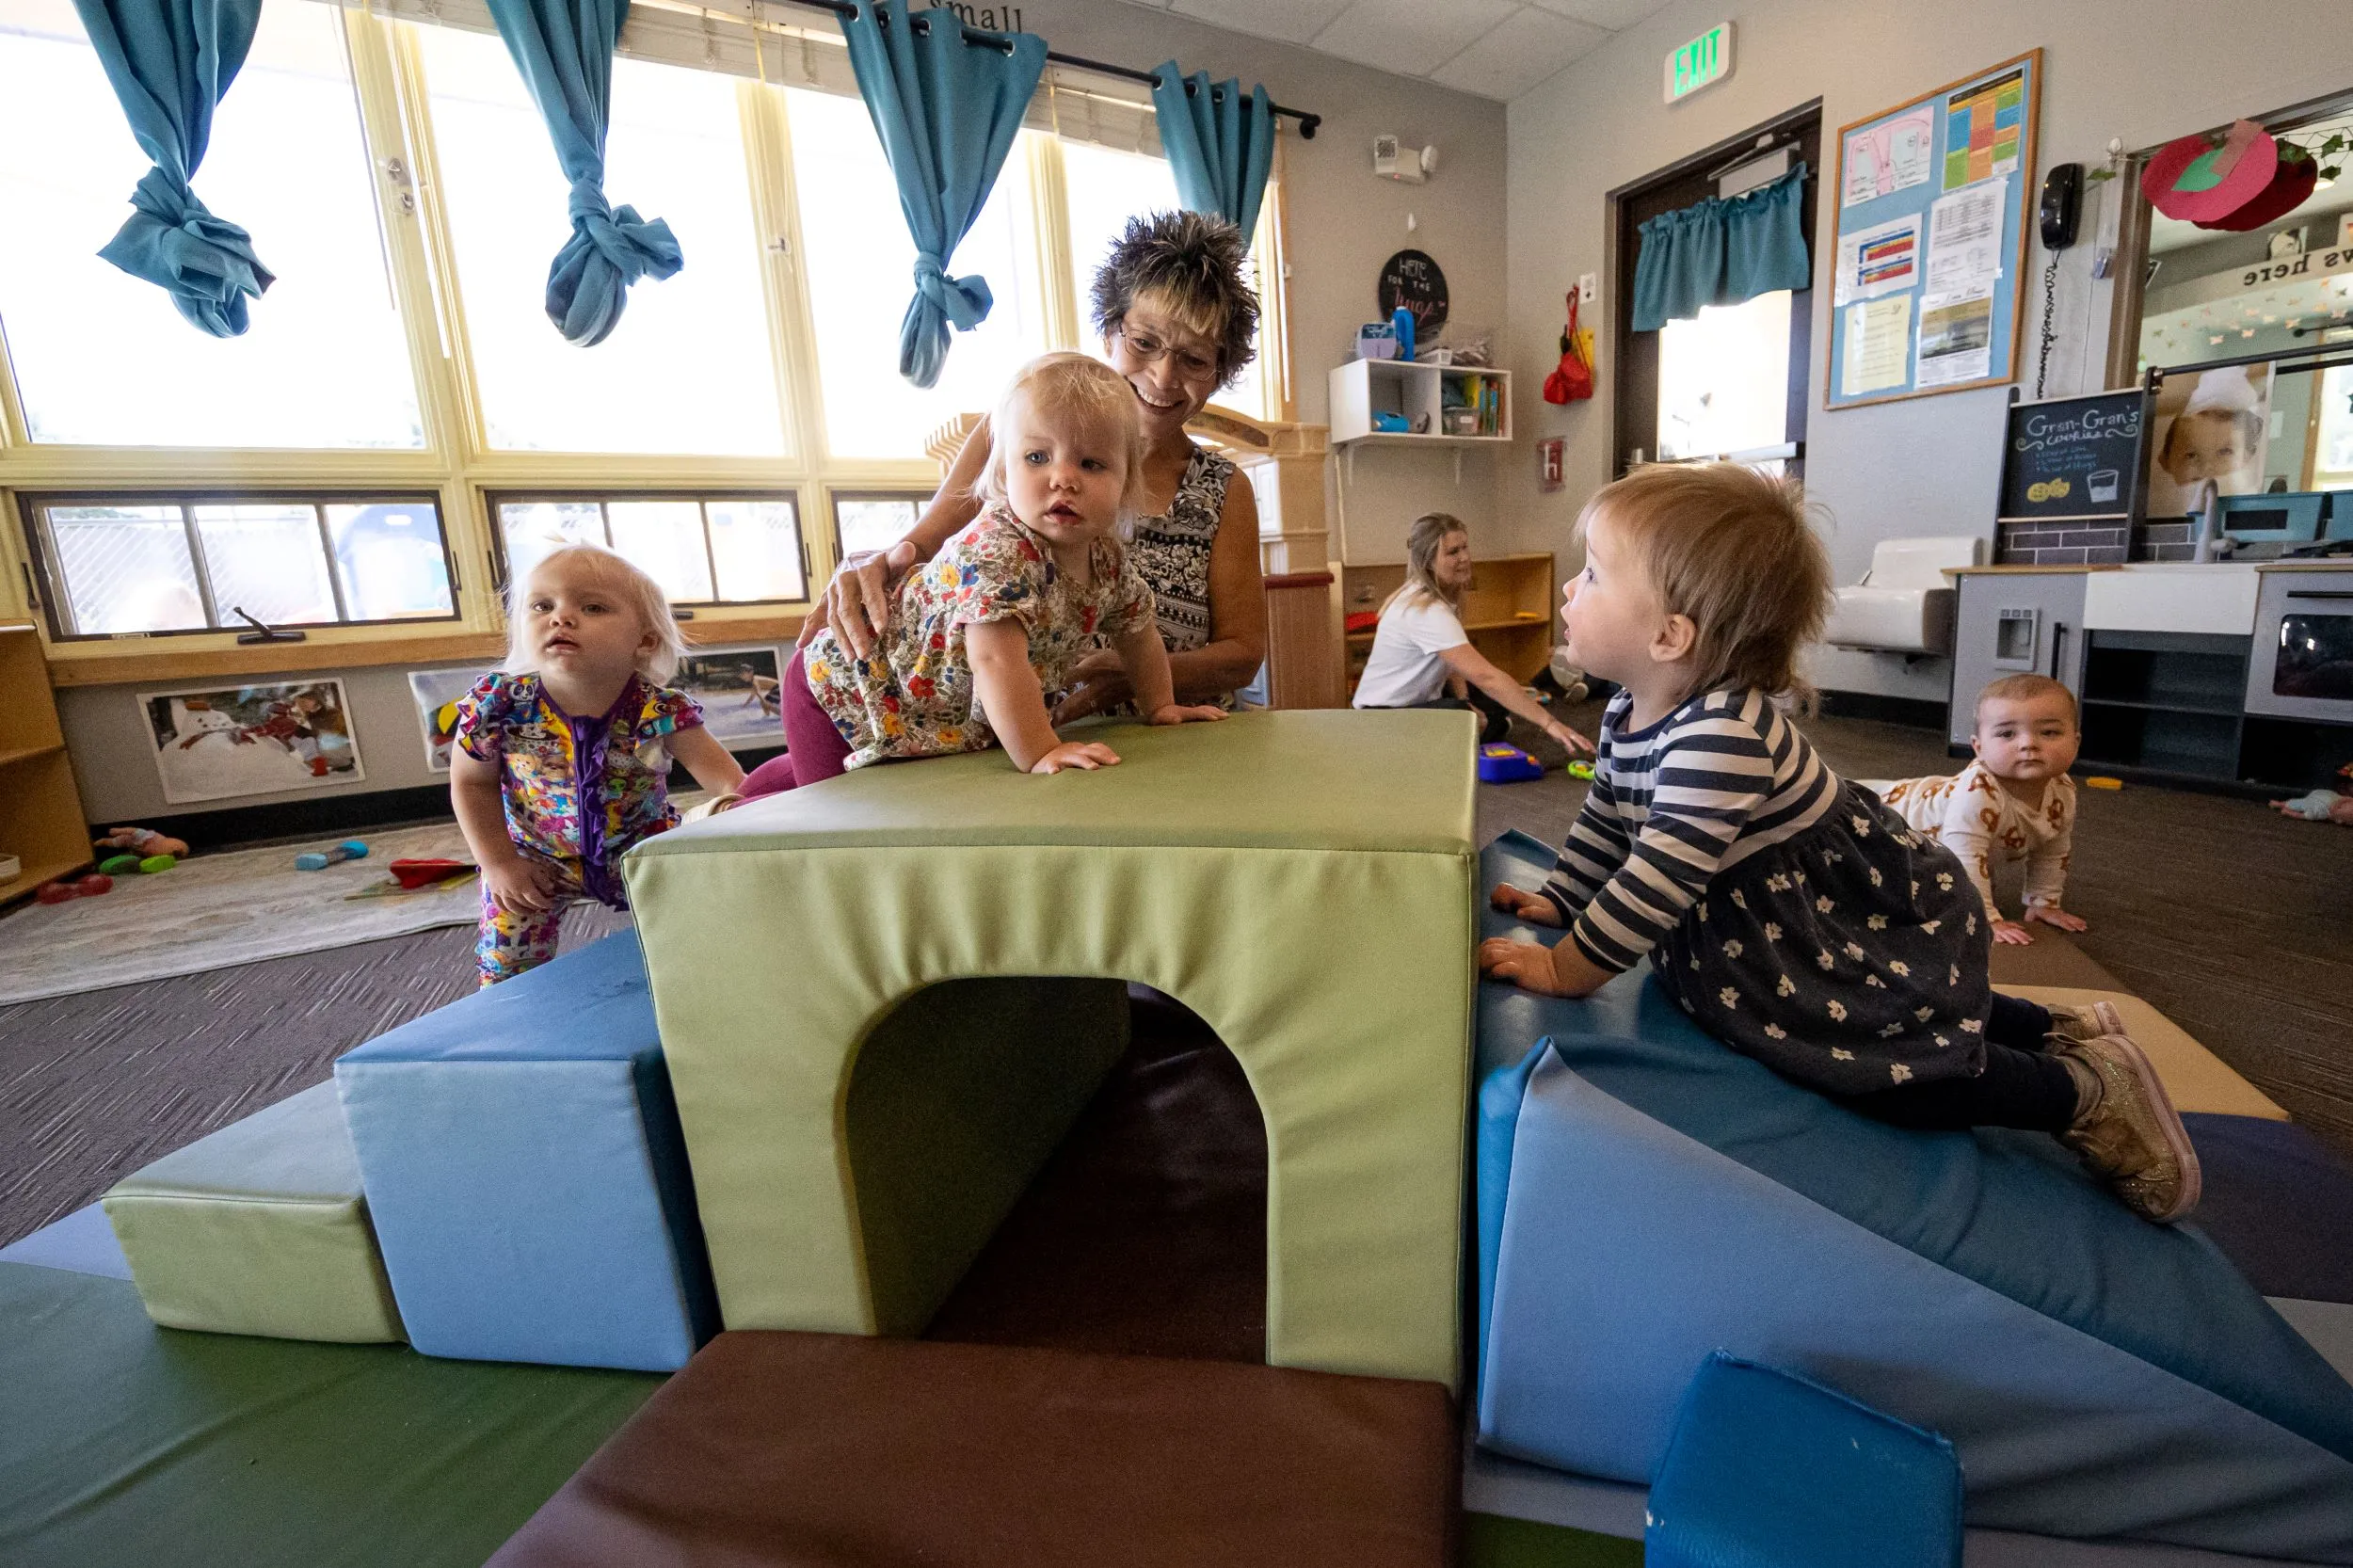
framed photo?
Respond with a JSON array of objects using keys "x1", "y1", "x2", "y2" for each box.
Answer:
[
  {"x1": 408, "y1": 666, "x2": 496, "y2": 773},
  {"x1": 2145, "y1": 363, "x2": 2276, "y2": 520},
  {"x1": 675, "y1": 647, "x2": 784, "y2": 750},
  {"x1": 138, "y1": 680, "x2": 365, "y2": 805}
]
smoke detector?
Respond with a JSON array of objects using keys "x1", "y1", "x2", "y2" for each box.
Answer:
[{"x1": 1373, "y1": 136, "x2": 1437, "y2": 184}]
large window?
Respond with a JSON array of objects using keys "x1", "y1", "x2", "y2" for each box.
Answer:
[
  {"x1": 0, "y1": 0, "x2": 1291, "y2": 649},
  {"x1": 1657, "y1": 292, "x2": 1795, "y2": 461},
  {"x1": 788, "y1": 88, "x2": 1048, "y2": 461},
  {"x1": 418, "y1": 26, "x2": 787, "y2": 456},
  {"x1": 0, "y1": 0, "x2": 424, "y2": 448},
  {"x1": 494, "y1": 493, "x2": 807, "y2": 607},
  {"x1": 25, "y1": 494, "x2": 456, "y2": 637}
]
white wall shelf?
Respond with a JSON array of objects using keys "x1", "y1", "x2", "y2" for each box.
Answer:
[{"x1": 1328, "y1": 358, "x2": 1513, "y2": 447}]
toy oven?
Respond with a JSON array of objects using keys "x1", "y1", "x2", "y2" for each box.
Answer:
[{"x1": 2247, "y1": 569, "x2": 2353, "y2": 724}]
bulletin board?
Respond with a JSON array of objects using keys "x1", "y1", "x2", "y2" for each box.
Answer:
[{"x1": 1824, "y1": 49, "x2": 2041, "y2": 410}]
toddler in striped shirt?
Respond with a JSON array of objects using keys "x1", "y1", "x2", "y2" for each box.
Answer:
[{"x1": 1478, "y1": 463, "x2": 2198, "y2": 1223}]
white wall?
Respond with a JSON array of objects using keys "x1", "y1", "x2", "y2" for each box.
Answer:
[{"x1": 1501, "y1": 0, "x2": 2353, "y2": 700}]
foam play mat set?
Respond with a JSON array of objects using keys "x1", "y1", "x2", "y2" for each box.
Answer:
[{"x1": 6, "y1": 720, "x2": 2353, "y2": 1564}]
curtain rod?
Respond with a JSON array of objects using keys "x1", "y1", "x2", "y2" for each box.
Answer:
[{"x1": 775, "y1": 0, "x2": 1321, "y2": 138}]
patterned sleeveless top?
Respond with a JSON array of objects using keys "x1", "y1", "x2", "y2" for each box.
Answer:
[{"x1": 1128, "y1": 445, "x2": 1236, "y2": 654}]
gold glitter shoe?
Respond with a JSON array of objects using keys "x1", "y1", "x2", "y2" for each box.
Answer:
[
  {"x1": 2057, "y1": 1032, "x2": 2201, "y2": 1224},
  {"x1": 2043, "y1": 999, "x2": 2126, "y2": 1048}
]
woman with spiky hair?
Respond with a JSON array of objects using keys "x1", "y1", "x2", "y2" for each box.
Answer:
[{"x1": 810, "y1": 210, "x2": 1268, "y2": 718}]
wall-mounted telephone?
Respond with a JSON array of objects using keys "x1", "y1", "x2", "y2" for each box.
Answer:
[{"x1": 2040, "y1": 163, "x2": 2083, "y2": 250}]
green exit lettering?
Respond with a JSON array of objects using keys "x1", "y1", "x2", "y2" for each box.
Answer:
[{"x1": 1666, "y1": 23, "x2": 1733, "y2": 104}]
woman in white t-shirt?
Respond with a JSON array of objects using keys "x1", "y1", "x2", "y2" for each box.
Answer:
[{"x1": 1353, "y1": 513, "x2": 1592, "y2": 757}]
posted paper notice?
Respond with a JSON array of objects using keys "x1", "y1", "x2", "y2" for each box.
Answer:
[
  {"x1": 1833, "y1": 215, "x2": 1922, "y2": 305},
  {"x1": 1841, "y1": 108, "x2": 1935, "y2": 207},
  {"x1": 1914, "y1": 291, "x2": 1994, "y2": 388},
  {"x1": 1925, "y1": 184, "x2": 2004, "y2": 297},
  {"x1": 1842, "y1": 296, "x2": 1913, "y2": 395}
]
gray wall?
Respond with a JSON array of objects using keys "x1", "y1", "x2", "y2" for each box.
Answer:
[{"x1": 1499, "y1": 0, "x2": 2353, "y2": 701}]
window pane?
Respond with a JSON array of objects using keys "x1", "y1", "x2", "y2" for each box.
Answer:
[
  {"x1": 500, "y1": 501, "x2": 607, "y2": 594},
  {"x1": 326, "y1": 504, "x2": 456, "y2": 620},
  {"x1": 47, "y1": 506, "x2": 206, "y2": 633},
  {"x1": 0, "y1": 0, "x2": 423, "y2": 448},
  {"x1": 193, "y1": 504, "x2": 338, "y2": 626},
  {"x1": 607, "y1": 501, "x2": 715, "y2": 603},
  {"x1": 833, "y1": 496, "x2": 922, "y2": 560},
  {"x1": 708, "y1": 500, "x2": 805, "y2": 601},
  {"x1": 418, "y1": 27, "x2": 785, "y2": 455},
  {"x1": 790, "y1": 89, "x2": 1045, "y2": 459},
  {"x1": 1657, "y1": 291, "x2": 1793, "y2": 460}
]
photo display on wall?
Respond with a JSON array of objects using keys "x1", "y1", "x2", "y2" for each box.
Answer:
[
  {"x1": 1826, "y1": 50, "x2": 2041, "y2": 409},
  {"x1": 139, "y1": 680, "x2": 365, "y2": 805}
]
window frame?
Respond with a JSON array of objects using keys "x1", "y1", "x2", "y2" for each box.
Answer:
[
  {"x1": 485, "y1": 488, "x2": 812, "y2": 610},
  {"x1": 18, "y1": 488, "x2": 461, "y2": 643},
  {"x1": 0, "y1": 1, "x2": 1298, "y2": 670},
  {"x1": 825, "y1": 488, "x2": 939, "y2": 565}
]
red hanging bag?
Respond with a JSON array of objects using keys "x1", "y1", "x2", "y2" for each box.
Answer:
[{"x1": 1543, "y1": 291, "x2": 1593, "y2": 405}]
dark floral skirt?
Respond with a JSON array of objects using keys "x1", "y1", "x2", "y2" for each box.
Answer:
[{"x1": 1652, "y1": 782, "x2": 1993, "y2": 1096}]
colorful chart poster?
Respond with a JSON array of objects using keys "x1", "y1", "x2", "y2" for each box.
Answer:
[
  {"x1": 1834, "y1": 215, "x2": 1921, "y2": 305},
  {"x1": 1944, "y1": 67, "x2": 2025, "y2": 189}
]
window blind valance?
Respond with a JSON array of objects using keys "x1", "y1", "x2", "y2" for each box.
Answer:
[
  {"x1": 1630, "y1": 161, "x2": 1810, "y2": 332},
  {"x1": 320, "y1": 0, "x2": 1163, "y2": 155}
]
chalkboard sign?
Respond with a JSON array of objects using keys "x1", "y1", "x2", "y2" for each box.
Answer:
[
  {"x1": 1377, "y1": 249, "x2": 1449, "y2": 333},
  {"x1": 1997, "y1": 387, "x2": 2147, "y2": 522}
]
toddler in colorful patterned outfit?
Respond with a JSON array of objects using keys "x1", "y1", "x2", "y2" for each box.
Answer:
[
  {"x1": 450, "y1": 544, "x2": 745, "y2": 984},
  {"x1": 738, "y1": 352, "x2": 1225, "y2": 798},
  {"x1": 1477, "y1": 463, "x2": 2199, "y2": 1223}
]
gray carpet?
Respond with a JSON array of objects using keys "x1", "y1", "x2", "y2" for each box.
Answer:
[{"x1": 3, "y1": 705, "x2": 2348, "y2": 1246}]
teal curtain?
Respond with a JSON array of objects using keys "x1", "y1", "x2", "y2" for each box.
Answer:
[
  {"x1": 485, "y1": 0, "x2": 681, "y2": 346},
  {"x1": 841, "y1": 0, "x2": 1045, "y2": 389},
  {"x1": 1632, "y1": 163, "x2": 1809, "y2": 332},
  {"x1": 1149, "y1": 63, "x2": 1273, "y2": 244},
  {"x1": 72, "y1": 0, "x2": 274, "y2": 336}
]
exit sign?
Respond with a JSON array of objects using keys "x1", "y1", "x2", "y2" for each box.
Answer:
[{"x1": 1665, "y1": 23, "x2": 1733, "y2": 104}]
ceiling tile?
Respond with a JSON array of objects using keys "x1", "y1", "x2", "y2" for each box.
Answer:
[
  {"x1": 1164, "y1": 0, "x2": 1356, "y2": 46},
  {"x1": 1521, "y1": 0, "x2": 1673, "y2": 30},
  {"x1": 1430, "y1": 5, "x2": 1607, "y2": 100},
  {"x1": 1307, "y1": 0, "x2": 1521, "y2": 80},
  {"x1": 1427, "y1": 6, "x2": 1607, "y2": 100}
]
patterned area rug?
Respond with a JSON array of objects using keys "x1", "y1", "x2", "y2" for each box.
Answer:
[{"x1": 0, "y1": 823, "x2": 489, "y2": 1005}]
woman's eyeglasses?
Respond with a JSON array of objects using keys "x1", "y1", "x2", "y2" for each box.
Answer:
[{"x1": 1115, "y1": 326, "x2": 1220, "y2": 385}]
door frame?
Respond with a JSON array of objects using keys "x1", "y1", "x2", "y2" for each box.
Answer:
[{"x1": 1606, "y1": 100, "x2": 1824, "y2": 481}]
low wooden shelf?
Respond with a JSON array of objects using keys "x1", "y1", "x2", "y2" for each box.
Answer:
[
  {"x1": 0, "y1": 626, "x2": 92, "y2": 904},
  {"x1": 1339, "y1": 553, "x2": 1556, "y2": 699}
]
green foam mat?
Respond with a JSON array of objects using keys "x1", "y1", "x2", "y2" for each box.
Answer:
[
  {"x1": 0, "y1": 1262, "x2": 660, "y2": 1568},
  {"x1": 1466, "y1": 1511, "x2": 1645, "y2": 1566}
]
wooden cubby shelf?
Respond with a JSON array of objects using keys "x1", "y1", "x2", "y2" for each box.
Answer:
[
  {"x1": 1340, "y1": 553, "x2": 1556, "y2": 699},
  {"x1": 0, "y1": 626, "x2": 93, "y2": 904}
]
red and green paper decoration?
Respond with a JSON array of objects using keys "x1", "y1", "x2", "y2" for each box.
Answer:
[{"x1": 2142, "y1": 119, "x2": 2345, "y2": 234}]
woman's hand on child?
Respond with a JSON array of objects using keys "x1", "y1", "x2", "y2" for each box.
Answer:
[
  {"x1": 1543, "y1": 718, "x2": 1595, "y2": 757},
  {"x1": 2024, "y1": 904, "x2": 2089, "y2": 934},
  {"x1": 1146, "y1": 703, "x2": 1227, "y2": 727},
  {"x1": 1479, "y1": 936, "x2": 1575, "y2": 996},
  {"x1": 1050, "y1": 650, "x2": 1131, "y2": 726},
  {"x1": 806, "y1": 539, "x2": 920, "y2": 657},
  {"x1": 1031, "y1": 740, "x2": 1124, "y2": 775},
  {"x1": 482, "y1": 855, "x2": 556, "y2": 915},
  {"x1": 1992, "y1": 918, "x2": 2035, "y2": 946},
  {"x1": 1488, "y1": 882, "x2": 1564, "y2": 926}
]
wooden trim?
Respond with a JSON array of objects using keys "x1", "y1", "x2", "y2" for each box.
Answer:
[
  {"x1": 1263, "y1": 571, "x2": 1333, "y2": 588},
  {"x1": 47, "y1": 613, "x2": 805, "y2": 688},
  {"x1": 1821, "y1": 49, "x2": 2042, "y2": 412}
]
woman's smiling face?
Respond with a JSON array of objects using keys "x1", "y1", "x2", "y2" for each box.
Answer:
[{"x1": 1104, "y1": 296, "x2": 1225, "y2": 442}]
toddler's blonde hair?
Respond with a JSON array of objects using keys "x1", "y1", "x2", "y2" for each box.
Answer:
[
  {"x1": 504, "y1": 542, "x2": 686, "y2": 686},
  {"x1": 1578, "y1": 462, "x2": 1832, "y2": 704},
  {"x1": 972, "y1": 351, "x2": 1151, "y2": 522},
  {"x1": 1974, "y1": 672, "x2": 2078, "y2": 729}
]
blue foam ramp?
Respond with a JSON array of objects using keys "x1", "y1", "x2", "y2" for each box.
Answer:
[
  {"x1": 336, "y1": 932, "x2": 717, "y2": 1372},
  {"x1": 1473, "y1": 830, "x2": 2353, "y2": 1563},
  {"x1": 0, "y1": 1204, "x2": 133, "y2": 1279},
  {"x1": 1646, "y1": 1352, "x2": 1962, "y2": 1568}
]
